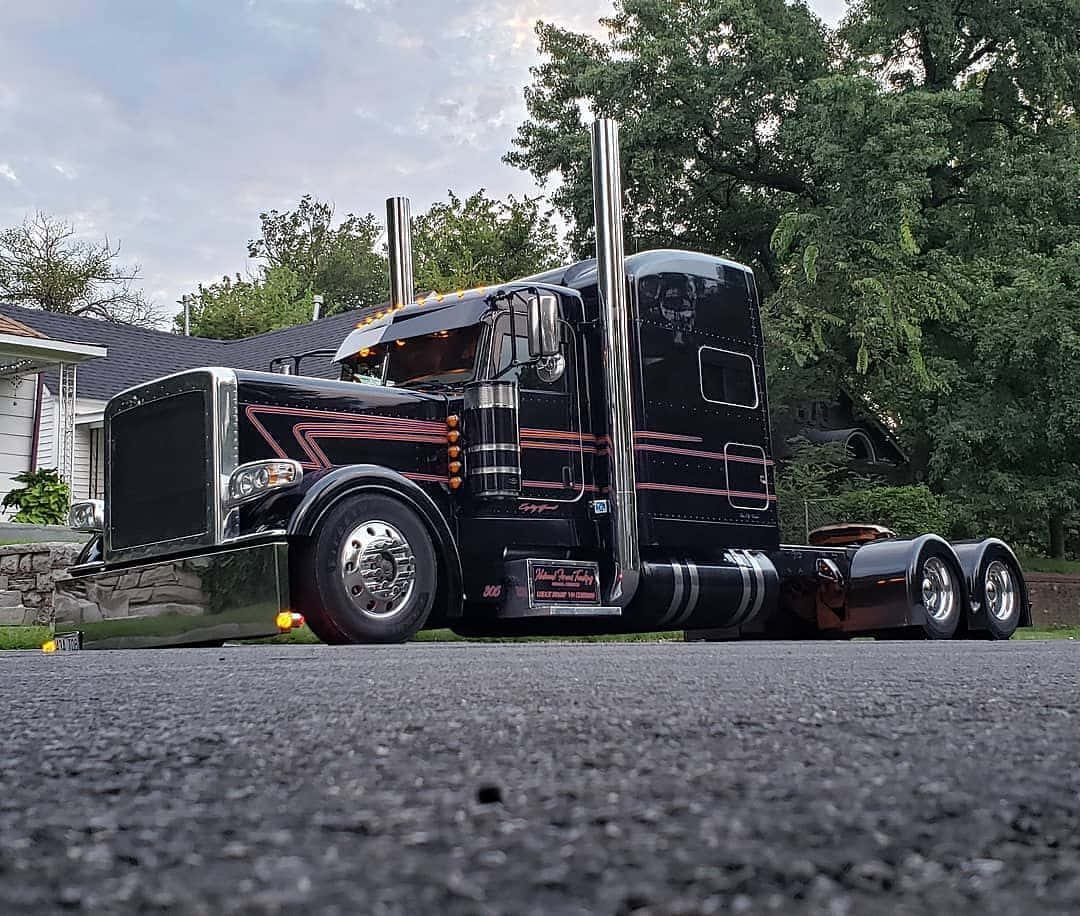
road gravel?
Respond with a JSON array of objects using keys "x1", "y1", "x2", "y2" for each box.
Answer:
[{"x1": 2, "y1": 640, "x2": 1079, "y2": 914}]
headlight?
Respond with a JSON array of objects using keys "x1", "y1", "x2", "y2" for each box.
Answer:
[
  {"x1": 228, "y1": 460, "x2": 303, "y2": 505},
  {"x1": 68, "y1": 500, "x2": 104, "y2": 533}
]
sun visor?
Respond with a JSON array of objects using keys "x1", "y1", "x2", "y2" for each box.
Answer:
[{"x1": 333, "y1": 300, "x2": 490, "y2": 364}]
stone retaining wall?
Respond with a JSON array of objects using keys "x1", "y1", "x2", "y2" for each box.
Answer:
[
  {"x1": 1025, "y1": 573, "x2": 1080, "y2": 629},
  {"x1": 0, "y1": 543, "x2": 84, "y2": 627}
]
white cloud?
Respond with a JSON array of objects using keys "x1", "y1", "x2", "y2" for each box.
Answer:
[{"x1": 0, "y1": 163, "x2": 18, "y2": 183}]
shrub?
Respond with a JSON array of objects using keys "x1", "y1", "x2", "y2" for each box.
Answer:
[
  {"x1": 1, "y1": 468, "x2": 71, "y2": 525},
  {"x1": 831, "y1": 485, "x2": 953, "y2": 539}
]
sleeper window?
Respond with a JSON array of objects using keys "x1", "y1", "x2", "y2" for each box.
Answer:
[{"x1": 699, "y1": 347, "x2": 758, "y2": 409}]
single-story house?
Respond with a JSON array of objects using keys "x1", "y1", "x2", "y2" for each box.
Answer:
[{"x1": 0, "y1": 302, "x2": 362, "y2": 506}]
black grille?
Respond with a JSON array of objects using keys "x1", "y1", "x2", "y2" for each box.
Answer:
[{"x1": 109, "y1": 390, "x2": 210, "y2": 550}]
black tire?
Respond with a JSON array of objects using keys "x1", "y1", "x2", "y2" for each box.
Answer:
[
  {"x1": 978, "y1": 550, "x2": 1023, "y2": 640},
  {"x1": 917, "y1": 550, "x2": 963, "y2": 640},
  {"x1": 293, "y1": 493, "x2": 437, "y2": 644}
]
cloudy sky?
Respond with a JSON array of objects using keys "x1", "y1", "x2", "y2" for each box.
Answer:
[{"x1": 0, "y1": 0, "x2": 848, "y2": 324}]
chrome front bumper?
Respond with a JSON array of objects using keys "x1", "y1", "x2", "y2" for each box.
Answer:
[{"x1": 52, "y1": 541, "x2": 289, "y2": 649}]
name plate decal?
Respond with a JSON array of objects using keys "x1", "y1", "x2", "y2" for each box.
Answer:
[{"x1": 527, "y1": 560, "x2": 601, "y2": 606}]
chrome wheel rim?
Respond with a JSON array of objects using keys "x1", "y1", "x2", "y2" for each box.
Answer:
[
  {"x1": 921, "y1": 556, "x2": 956, "y2": 623},
  {"x1": 340, "y1": 520, "x2": 416, "y2": 619},
  {"x1": 985, "y1": 560, "x2": 1018, "y2": 623}
]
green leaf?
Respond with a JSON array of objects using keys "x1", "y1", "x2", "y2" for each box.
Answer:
[{"x1": 802, "y1": 244, "x2": 819, "y2": 284}]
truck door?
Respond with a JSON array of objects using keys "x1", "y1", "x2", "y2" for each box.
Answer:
[{"x1": 489, "y1": 311, "x2": 589, "y2": 505}]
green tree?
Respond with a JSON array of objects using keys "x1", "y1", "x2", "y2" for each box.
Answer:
[
  {"x1": 412, "y1": 190, "x2": 564, "y2": 292},
  {"x1": 248, "y1": 195, "x2": 388, "y2": 314},
  {"x1": 0, "y1": 211, "x2": 154, "y2": 325},
  {"x1": 506, "y1": 0, "x2": 830, "y2": 290},
  {"x1": 178, "y1": 266, "x2": 315, "y2": 340}
]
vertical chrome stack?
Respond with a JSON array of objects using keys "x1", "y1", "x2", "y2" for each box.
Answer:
[
  {"x1": 386, "y1": 196, "x2": 414, "y2": 308},
  {"x1": 591, "y1": 118, "x2": 640, "y2": 607}
]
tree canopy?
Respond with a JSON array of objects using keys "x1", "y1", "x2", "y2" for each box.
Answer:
[
  {"x1": 180, "y1": 189, "x2": 565, "y2": 339},
  {"x1": 176, "y1": 266, "x2": 315, "y2": 340},
  {"x1": 412, "y1": 190, "x2": 564, "y2": 293}
]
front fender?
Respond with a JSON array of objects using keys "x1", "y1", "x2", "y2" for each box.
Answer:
[{"x1": 287, "y1": 465, "x2": 464, "y2": 620}]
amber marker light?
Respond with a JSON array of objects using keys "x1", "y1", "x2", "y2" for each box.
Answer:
[
  {"x1": 449, "y1": 477, "x2": 463, "y2": 490},
  {"x1": 448, "y1": 445, "x2": 461, "y2": 459},
  {"x1": 276, "y1": 612, "x2": 306, "y2": 632},
  {"x1": 41, "y1": 640, "x2": 57, "y2": 654},
  {"x1": 395, "y1": 339, "x2": 406, "y2": 348},
  {"x1": 448, "y1": 461, "x2": 462, "y2": 474},
  {"x1": 447, "y1": 415, "x2": 460, "y2": 428},
  {"x1": 447, "y1": 430, "x2": 460, "y2": 444}
]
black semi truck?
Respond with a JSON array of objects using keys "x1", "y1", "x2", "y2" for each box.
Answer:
[{"x1": 49, "y1": 120, "x2": 1028, "y2": 650}]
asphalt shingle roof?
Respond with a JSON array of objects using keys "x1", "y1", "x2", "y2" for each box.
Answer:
[{"x1": 0, "y1": 304, "x2": 368, "y2": 401}]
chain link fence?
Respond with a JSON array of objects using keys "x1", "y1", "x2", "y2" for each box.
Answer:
[{"x1": 779, "y1": 497, "x2": 848, "y2": 543}]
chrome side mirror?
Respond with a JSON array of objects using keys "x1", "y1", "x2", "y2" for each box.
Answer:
[{"x1": 527, "y1": 292, "x2": 560, "y2": 359}]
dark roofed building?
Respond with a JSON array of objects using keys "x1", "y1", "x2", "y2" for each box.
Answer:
[{"x1": 0, "y1": 303, "x2": 367, "y2": 503}]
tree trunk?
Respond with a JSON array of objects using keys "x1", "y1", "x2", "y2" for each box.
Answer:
[{"x1": 1049, "y1": 513, "x2": 1067, "y2": 559}]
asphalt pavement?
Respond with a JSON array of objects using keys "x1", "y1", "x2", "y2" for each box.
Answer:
[{"x1": 2, "y1": 640, "x2": 1079, "y2": 914}]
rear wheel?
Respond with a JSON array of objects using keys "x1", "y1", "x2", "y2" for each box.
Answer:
[
  {"x1": 294, "y1": 493, "x2": 437, "y2": 644},
  {"x1": 918, "y1": 552, "x2": 962, "y2": 640},
  {"x1": 981, "y1": 556, "x2": 1022, "y2": 640}
]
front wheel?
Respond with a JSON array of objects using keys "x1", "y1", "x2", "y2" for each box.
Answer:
[{"x1": 294, "y1": 493, "x2": 437, "y2": 644}]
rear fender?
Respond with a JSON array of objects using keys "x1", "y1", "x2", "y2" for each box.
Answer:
[
  {"x1": 845, "y1": 534, "x2": 967, "y2": 633},
  {"x1": 951, "y1": 538, "x2": 1031, "y2": 630},
  {"x1": 287, "y1": 465, "x2": 464, "y2": 620}
]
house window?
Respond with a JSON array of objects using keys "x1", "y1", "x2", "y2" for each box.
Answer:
[{"x1": 698, "y1": 346, "x2": 758, "y2": 409}]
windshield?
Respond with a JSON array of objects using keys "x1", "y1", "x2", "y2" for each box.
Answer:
[{"x1": 340, "y1": 325, "x2": 482, "y2": 389}]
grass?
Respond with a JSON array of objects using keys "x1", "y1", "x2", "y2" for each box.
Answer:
[
  {"x1": 1012, "y1": 626, "x2": 1080, "y2": 640},
  {"x1": 1017, "y1": 554, "x2": 1080, "y2": 575},
  {"x1": 0, "y1": 626, "x2": 49, "y2": 650},
  {"x1": 2, "y1": 624, "x2": 1078, "y2": 649}
]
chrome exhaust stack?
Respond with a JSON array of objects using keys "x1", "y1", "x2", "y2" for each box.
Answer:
[
  {"x1": 591, "y1": 118, "x2": 640, "y2": 608},
  {"x1": 386, "y1": 196, "x2": 414, "y2": 308}
]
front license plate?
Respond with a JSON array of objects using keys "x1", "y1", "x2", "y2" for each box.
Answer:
[{"x1": 53, "y1": 632, "x2": 82, "y2": 652}]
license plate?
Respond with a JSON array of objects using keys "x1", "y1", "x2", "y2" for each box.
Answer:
[{"x1": 52, "y1": 632, "x2": 82, "y2": 652}]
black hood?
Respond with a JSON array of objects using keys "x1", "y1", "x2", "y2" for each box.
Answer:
[{"x1": 235, "y1": 370, "x2": 452, "y2": 483}]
